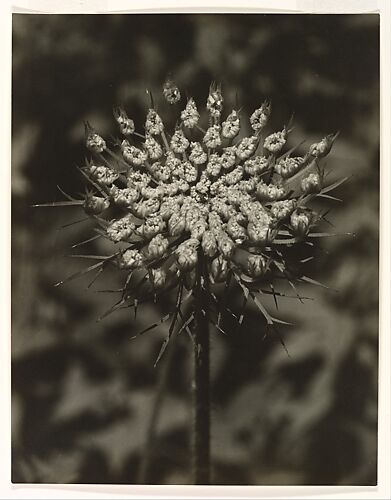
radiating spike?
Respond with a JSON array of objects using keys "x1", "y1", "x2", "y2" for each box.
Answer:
[
  {"x1": 32, "y1": 200, "x2": 83, "y2": 208},
  {"x1": 71, "y1": 234, "x2": 101, "y2": 249},
  {"x1": 87, "y1": 267, "x2": 104, "y2": 289}
]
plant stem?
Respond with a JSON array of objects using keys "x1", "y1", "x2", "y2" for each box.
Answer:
[
  {"x1": 193, "y1": 251, "x2": 211, "y2": 485},
  {"x1": 137, "y1": 334, "x2": 175, "y2": 484}
]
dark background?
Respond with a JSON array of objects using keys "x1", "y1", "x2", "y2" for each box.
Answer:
[{"x1": 11, "y1": 14, "x2": 379, "y2": 485}]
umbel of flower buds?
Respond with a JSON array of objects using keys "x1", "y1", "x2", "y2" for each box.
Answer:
[
  {"x1": 113, "y1": 107, "x2": 135, "y2": 136},
  {"x1": 163, "y1": 78, "x2": 181, "y2": 104},
  {"x1": 78, "y1": 79, "x2": 338, "y2": 299},
  {"x1": 250, "y1": 100, "x2": 271, "y2": 132}
]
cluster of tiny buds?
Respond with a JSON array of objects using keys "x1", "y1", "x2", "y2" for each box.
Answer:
[{"x1": 82, "y1": 80, "x2": 337, "y2": 290}]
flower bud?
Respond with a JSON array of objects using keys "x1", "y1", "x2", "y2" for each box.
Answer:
[
  {"x1": 182, "y1": 161, "x2": 198, "y2": 183},
  {"x1": 127, "y1": 170, "x2": 150, "y2": 189},
  {"x1": 150, "y1": 268, "x2": 167, "y2": 288},
  {"x1": 270, "y1": 199, "x2": 297, "y2": 220},
  {"x1": 290, "y1": 208, "x2": 314, "y2": 238},
  {"x1": 247, "y1": 212, "x2": 275, "y2": 245},
  {"x1": 263, "y1": 129, "x2": 287, "y2": 154},
  {"x1": 189, "y1": 142, "x2": 207, "y2": 165},
  {"x1": 117, "y1": 248, "x2": 144, "y2": 269},
  {"x1": 168, "y1": 212, "x2": 186, "y2": 236},
  {"x1": 122, "y1": 140, "x2": 147, "y2": 166},
  {"x1": 206, "y1": 154, "x2": 222, "y2": 177},
  {"x1": 226, "y1": 217, "x2": 247, "y2": 244},
  {"x1": 85, "y1": 122, "x2": 106, "y2": 153},
  {"x1": 309, "y1": 133, "x2": 337, "y2": 158},
  {"x1": 160, "y1": 198, "x2": 180, "y2": 220},
  {"x1": 89, "y1": 165, "x2": 119, "y2": 185},
  {"x1": 210, "y1": 256, "x2": 229, "y2": 283},
  {"x1": 145, "y1": 109, "x2": 164, "y2": 135},
  {"x1": 175, "y1": 240, "x2": 198, "y2": 271},
  {"x1": 140, "y1": 215, "x2": 165, "y2": 239},
  {"x1": 181, "y1": 98, "x2": 200, "y2": 128},
  {"x1": 256, "y1": 181, "x2": 286, "y2": 202},
  {"x1": 149, "y1": 161, "x2": 171, "y2": 183},
  {"x1": 247, "y1": 254, "x2": 268, "y2": 277},
  {"x1": 148, "y1": 234, "x2": 169, "y2": 259},
  {"x1": 201, "y1": 230, "x2": 218, "y2": 257},
  {"x1": 236, "y1": 136, "x2": 258, "y2": 160},
  {"x1": 206, "y1": 84, "x2": 223, "y2": 118},
  {"x1": 222, "y1": 110, "x2": 240, "y2": 139},
  {"x1": 244, "y1": 156, "x2": 268, "y2": 176},
  {"x1": 110, "y1": 186, "x2": 140, "y2": 207},
  {"x1": 247, "y1": 221, "x2": 273, "y2": 246},
  {"x1": 163, "y1": 79, "x2": 181, "y2": 104},
  {"x1": 113, "y1": 107, "x2": 135, "y2": 136},
  {"x1": 170, "y1": 129, "x2": 189, "y2": 154},
  {"x1": 107, "y1": 215, "x2": 135, "y2": 242},
  {"x1": 224, "y1": 166, "x2": 244, "y2": 186},
  {"x1": 275, "y1": 156, "x2": 304, "y2": 178},
  {"x1": 144, "y1": 135, "x2": 163, "y2": 160},
  {"x1": 133, "y1": 198, "x2": 160, "y2": 218},
  {"x1": 203, "y1": 125, "x2": 222, "y2": 148},
  {"x1": 250, "y1": 100, "x2": 271, "y2": 132},
  {"x1": 217, "y1": 232, "x2": 235, "y2": 258},
  {"x1": 220, "y1": 147, "x2": 237, "y2": 170},
  {"x1": 190, "y1": 218, "x2": 208, "y2": 240},
  {"x1": 83, "y1": 195, "x2": 110, "y2": 215},
  {"x1": 301, "y1": 172, "x2": 321, "y2": 194}
]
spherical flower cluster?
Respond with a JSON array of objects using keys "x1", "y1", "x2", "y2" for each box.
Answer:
[{"x1": 50, "y1": 81, "x2": 341, "y2": 338}]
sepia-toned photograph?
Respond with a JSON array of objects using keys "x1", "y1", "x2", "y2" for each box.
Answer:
[{"x1": 11, "y1": 13, "x2": 380, "y2": 487}]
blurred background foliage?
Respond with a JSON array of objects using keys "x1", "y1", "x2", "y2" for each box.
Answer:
[{"x1": 11, "y1": 14, "x2": 379, "y2": 485}]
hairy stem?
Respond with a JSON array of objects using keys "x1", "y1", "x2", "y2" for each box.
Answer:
[{"x1": 193, "y1": 251, "x2": 211, "y2": 484}]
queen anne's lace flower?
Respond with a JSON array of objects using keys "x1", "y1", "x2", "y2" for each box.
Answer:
[{"x1": 49, "y1": 81, "x2": 340, "y2": 339}]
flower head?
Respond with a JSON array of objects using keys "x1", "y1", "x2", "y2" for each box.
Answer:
[{"x1": 51, "y1": 81, "x2": 343, "y2": 354}]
